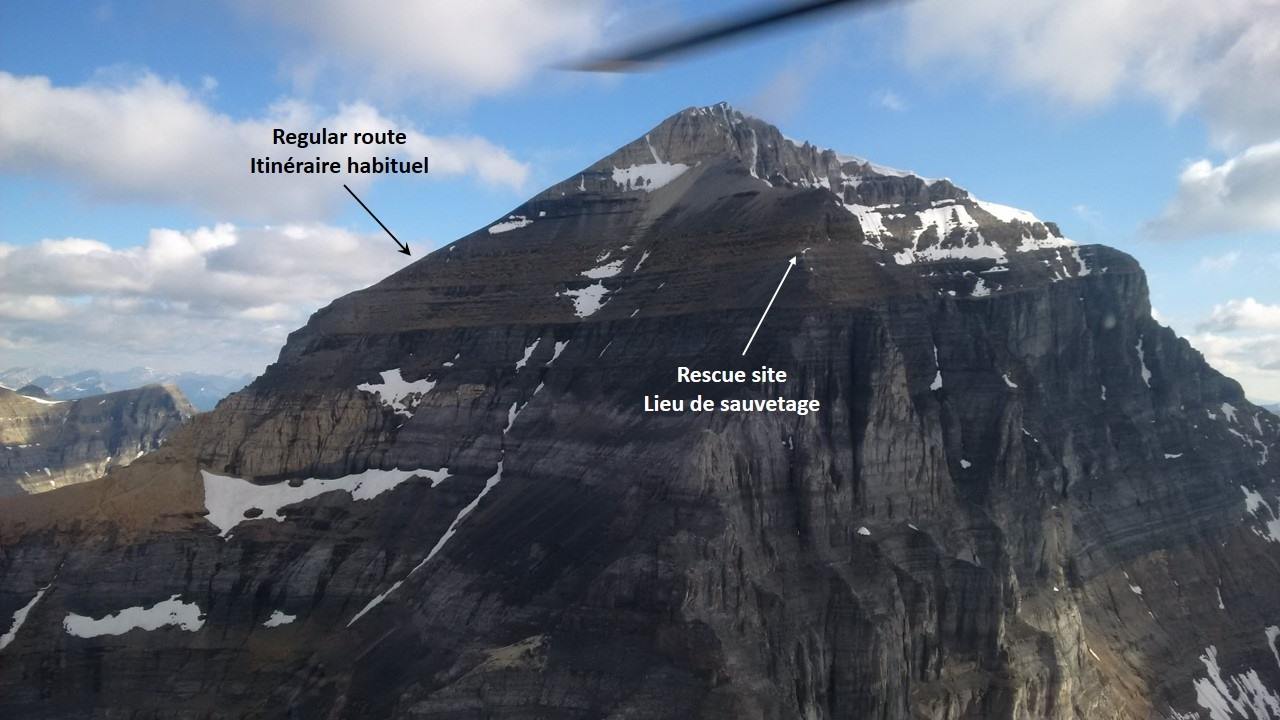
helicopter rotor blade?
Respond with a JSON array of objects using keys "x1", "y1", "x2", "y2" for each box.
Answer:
[{"x1": 568, "y1": 0, "x2": 892, "y2": 72}]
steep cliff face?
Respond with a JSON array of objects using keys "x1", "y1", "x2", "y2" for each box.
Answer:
[
  {"x1": 1, "y1": 104, "x2": 1278, "y2": 720},
  {"x1": 0, "y1": 384, "x2": 195, "y2": 495}
]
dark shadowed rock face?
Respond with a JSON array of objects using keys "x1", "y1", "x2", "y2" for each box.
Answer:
[
  {"x1": 1, "y1": 104, "x2": 1278, "y2": 719},
  {"x1": 0, "y1": 384, "x2": 195, "y2": 495}
]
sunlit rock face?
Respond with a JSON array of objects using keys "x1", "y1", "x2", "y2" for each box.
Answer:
[
  {"x1": 0, "y1": 383, "x2": 194, "y2": 495},
  {"x1": 1, "y1": 104, "x2": 1278, "y2": 720}
]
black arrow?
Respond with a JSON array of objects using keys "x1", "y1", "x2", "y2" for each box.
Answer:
[{"x1": 344, "y1": 184, "x2": 410, "y2": 256}]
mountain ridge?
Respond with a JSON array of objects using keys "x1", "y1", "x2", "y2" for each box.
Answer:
[{"x1": 0, "y1": 103, "x2": 1277, "y2": 720}]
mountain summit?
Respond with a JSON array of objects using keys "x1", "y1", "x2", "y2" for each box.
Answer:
[{"x1": 1, "y1": 105, "x2": 1278, "y2": 719}]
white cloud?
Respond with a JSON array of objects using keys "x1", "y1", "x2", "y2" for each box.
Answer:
[
  {"x1": 1196, "y1": 250, "x2": 1242, "y2": 273},
  {"x1": 875, "y1": 90, "x2": 906, "y2": 112},
  {"x1": 1198, "y1": 297, "x2": 1280, "y2": 333},
  {"x1": 1147, "y1": 141, "x2": 1280, "y2": 236},
  {"x1": 0, "y1": 223, "x2": 407, "y2": 374},
  {"x1": 1188, "y1": 297, "x2": 1280, "y2": 401},
  {"x1": 903, "y1": 0, "x2": 1280, "y2": 149},
  {"x1": 903, "y1": 0, "x2": 1280, "y2": 242},
  {"x1": 1186, "y1": 330, "x2": 1280, "y2": 403},
  {"x1": 0, "y1": 71, "x2": 529, "y2": 221},
  {"x1": 244, "y1": 0, "x2": 607, "y2": 102}
]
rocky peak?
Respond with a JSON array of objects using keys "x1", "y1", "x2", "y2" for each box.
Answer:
[{"x1": 1, "y1": 106, "x2": 1278, "y2": 720}]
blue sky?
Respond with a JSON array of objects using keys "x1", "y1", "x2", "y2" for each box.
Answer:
[{"x1": 2, "y1": 1, "x2": 1279, "y2": 401}]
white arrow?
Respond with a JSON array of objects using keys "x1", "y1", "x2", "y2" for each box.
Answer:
[{"x1": 742, "y1": 256, "x2": 797, "y2": 356}]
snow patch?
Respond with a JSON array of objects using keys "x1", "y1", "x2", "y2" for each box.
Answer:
[
  {"x1": 1002, "y1": 373, "x2": 1018, "y2": 388},
  {"x1": 1242, "y1": 485, "x2": 1280, "y2": 543},
  {"x1": 349, "y1": 456, "x2": 510, "y2": 627},
  {"x1": 548, "y1": 341, "x2": 569, "y2": 366},
  {"x1": 930, "y1": 345, "x2": 943, "y2": 390},
  {"x1": 488, "y1": 215, "x2": 533, "y2": 234},
  {"x1": 894, "y1": 205, "x2": 1006, "y2": 265},
  {"x1": 558, "y1": 283, "x2": 610, "y2": 318},
  {"x1": 843, "y1": 204, "x2": 890, "y2": 247},
  {"x1": 263, "y1": 610, "x2": 295, "y2": 628},
  {"x1": 201, "y1": 466, "x2": 450, "y2": 537},
  {"x1": 856, "y1": 526, "x2": 871, "y2": 536},
  {"x1": 1, "y1": 584, "x2": 49, "y2": 650},
  {"x1": 960, "y1": 459, "x2": 972, "y2": 469},
  {"x1": 357, "y1": 369, "x2": 436, "y2": 416},
  {"x1": 515, "y1": 338, "x2": 541, "y2": 371},
  {"x1": 1221, "y1": 403, "x2": 1239, "y2": 424},
  {"x1": 1016, "y1": 233, "x2": 1076, "y2": 252},
  {"x1": 1186, "y1": 645, "x2": 1280, "y2": 720},
  {"x1": 1136, "y1": 339, "x2": 1152, "y2": 387},
  {"x1": 611, "y1": 162, "x2": 689, "y2": 192},
  {"x1": 64, "y1": 595, "x2": 204, "y2": 637},
  {"x1": 582, "y1": 259, "x2": 625, "y2": 279}
]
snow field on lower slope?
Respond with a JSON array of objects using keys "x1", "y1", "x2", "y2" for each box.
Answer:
[
  {"x1": 63, "y1": 595, "x2": 204, "y2": 637},
  {"x1": 201, "y1": 466, "x2": 450, "y2": 537}
]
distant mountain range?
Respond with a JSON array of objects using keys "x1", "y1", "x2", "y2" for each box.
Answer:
[{"x1": 0, "y1": 367, "x2": 250, "y2": 411}]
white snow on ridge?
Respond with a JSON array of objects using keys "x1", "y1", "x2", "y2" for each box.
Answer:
[
  {"x1": 1, "y1": 585, "x2": 49, "y2": 650},
  {"x1": 63, "y1": 595, "x2": 204, "y2": 637},
  {"x1": 558, "y1": 283, "x2": 611, "y2": 318},
  {"x1": 1016, "y1": 233, "x2": 1076, "y2": 252},
  {"x1": 611, "y1": 162, "x2": 689, "y2": 192},
  {"x1": 488, "y1": 215, "x2": 533, "y2": 234},
  {"x1": 582, "y1": 259, "x2": 625, "y2": 279},
  {"x1": 200, "y1": 466, "x2": 450, "y2": 537},
  {"x1": 974, "y1": 199, "x2": 1041, "y2": 225},
  {"x1": 357, "y1": 369, "x2": 436, "y2": 416}
]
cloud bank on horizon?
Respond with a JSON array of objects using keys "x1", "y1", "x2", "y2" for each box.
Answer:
[{"x1": 0, "y1": 223, "x2": 403, "y2": 373}]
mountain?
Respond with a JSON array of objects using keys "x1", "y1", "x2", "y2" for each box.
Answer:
[
  {"x1": 0, "y1": 384, "x2": 196, "y2": 495},
  {"x1": 0, "y1": 367, "x2": 252, "y2": 411},
  {"x1": 1266, "y1": 403, "x2": 1280, "y2": 416},
  {"x1": 1, "y1": 104, "x2": 1278, "y2": 719}
]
